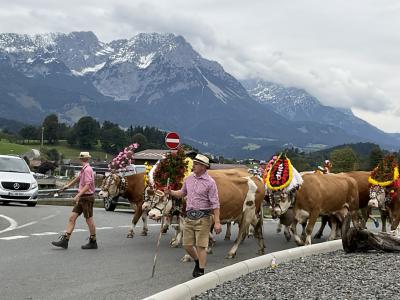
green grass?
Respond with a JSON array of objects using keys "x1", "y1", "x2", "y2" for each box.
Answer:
[{"x1": 0, "y1": 139, "x2": 108, "y2": 160}]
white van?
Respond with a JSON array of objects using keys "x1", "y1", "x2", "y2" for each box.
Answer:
[{"x1": 0, "y1": 155, "x2": 38, "y2": 207}]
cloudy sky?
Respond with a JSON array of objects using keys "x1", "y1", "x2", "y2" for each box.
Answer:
[{"x1": 1, "y1": 0, "x2": 399, "y2": 133}]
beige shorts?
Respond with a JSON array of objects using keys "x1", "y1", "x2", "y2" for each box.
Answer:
[{"x1": 183, "y1": 216, "x2": 211, "y2": 248}]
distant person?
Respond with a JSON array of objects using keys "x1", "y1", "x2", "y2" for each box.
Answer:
[
  {"x1": 51, "y1": 152, "x2": 97, "y2": 250},
  {"x1": 257, "y1": 160, "x2": 267, "y2": 177},
  {"x1": 165, "y1": 154, "x2": 221, "y2": 278},
  {"x1": 323, "y1": 160, "x2": 332, "y2": 174}
]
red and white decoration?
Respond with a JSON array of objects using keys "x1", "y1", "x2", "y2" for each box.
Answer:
[{"x1": 165, "y1": 132, "x2": 180, "y2": 149}]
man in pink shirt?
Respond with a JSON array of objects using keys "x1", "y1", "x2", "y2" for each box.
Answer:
[
  {"x1": 52, "y1": 152, "x2": 97, "y2": 249},
  {"x1": 166, "y1": 154, "x2": 221, "y2": 277}
]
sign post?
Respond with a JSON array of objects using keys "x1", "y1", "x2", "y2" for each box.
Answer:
[{"x1": 165, "y1": 132, "x2": 180, "y2": 149}]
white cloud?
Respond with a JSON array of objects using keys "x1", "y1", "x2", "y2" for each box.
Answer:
[{"x1": 0, "y1": 0, "x2": 399, "y2": 132}]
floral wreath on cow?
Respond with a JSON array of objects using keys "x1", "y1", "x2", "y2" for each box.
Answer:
[
  {"x1": 153, "y1": 147, "x2": 192, "y2": 190},
  {"x1": 368, "y1": 154, "x2": 400, "y2": 187},
  {"x1": 263, "y1": 153, "x2": 303, "y2": 193}
]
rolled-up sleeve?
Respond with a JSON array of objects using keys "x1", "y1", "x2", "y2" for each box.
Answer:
[{"x1": 208, "y1": 181, "x2": 220, "y2": 209}]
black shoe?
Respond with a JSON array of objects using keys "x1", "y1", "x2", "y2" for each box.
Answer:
[
  {"x1": 192, "y1": 264, "x2": 200, "y2": 277},
  {"x1": 193, "y1": 268, "x2": 204, "y2": 278},
  {"x1": 52, "y1": 234, "x2": 69, "y2": 249},
  {"x1": 81, "y1": 238, "x2": 98, "y2": 249}
]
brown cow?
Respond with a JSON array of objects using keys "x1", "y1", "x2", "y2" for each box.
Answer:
[
  {"x1": 146, "y1": 168, "x2": 265, "y2": 258},
  {"x1": 283, "y1": 173, "x2": 360, "y2": 245},
  {"x1": 368, "y1": 185, "x2": 400, "y2": 232},
  {"x1": 99, "y1": 173, "x2": 148, "y2": 237},
  {"x1": 314, "y1": 171, "x2": 374, "y2": 239}
]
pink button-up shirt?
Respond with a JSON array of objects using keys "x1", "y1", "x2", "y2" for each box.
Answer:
[
  {"x1": 181, "y1": 172, "x2": 220, "y2": 211},
  {"x1": 78, "y1": 163, "x2": 95, "y2": 194}
]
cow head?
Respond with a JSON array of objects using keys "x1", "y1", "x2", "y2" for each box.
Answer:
[
  {"x1": 99, "y1": 173, "x2": 123, "y2": 199},
  {"x1": 146, "y1": 190, "x2": 172, "y2": 220},
  {"x1": 368, "y1": 185, "x2": 387, "y2": 209},
  {"x1": 268, "y1": 190, "x2": 295, "y2": 218}
]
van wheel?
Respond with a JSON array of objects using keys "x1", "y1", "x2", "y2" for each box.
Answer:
[
  {"x1": 27, "y1": 202, "x2": 37, "y2": 207},
  {"x1": 104, "y1": 197, "x2": 117, "y2": 211}
]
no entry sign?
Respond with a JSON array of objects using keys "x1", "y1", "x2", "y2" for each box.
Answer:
[{"x1": 165, "y1": 132, "x2": 180, "y2": 149}]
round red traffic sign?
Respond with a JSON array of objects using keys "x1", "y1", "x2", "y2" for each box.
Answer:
[{"x1": 165, "y1": 132, "x2": 180, "y2": 149}]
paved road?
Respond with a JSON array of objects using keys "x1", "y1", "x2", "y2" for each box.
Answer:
[{"x1": 0, "y1": 204, "x2": 332, "y2": 300}]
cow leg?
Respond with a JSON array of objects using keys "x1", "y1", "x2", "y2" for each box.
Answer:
[
  {"x1": 225, "y1": 222, "x2": 232, "y2": 240},
  {"x1": 276, "y1": 221, "x2": 282, "y2": 233},
  {"x1": 291, "y1": 209, "x2": 308, "y2": 246},
  {"x1": 381, "y1": 209, "x2": 387, "y2": 232},
  {"x1": 127, "y1": 203, "x2": 142, "y2": 238},
  {"x1": 314, "y1": 215, "x2": 328, "y2": 239},
  {"x1": 327, "y1": 216, "x2": 338, "y2": 241},
  {"x1": 304, "y1": 210, "x2": 319, "y2": 245},
  {"x1": 227, "y1": 178, "x2": 257, "y2": 259},
  {"x1": 252, "y1": 214, "x2": 265, "y2": 254},
  {"x1": 170, "y1": 216, "x2": 184, "y2": 248},
  {"x1": 162, "y1": 216, "x2": 170, "y2": 234},
  {"x1": 283, "y1": 225, "x2": 291, "y2": 241},
  {"x1": 140, "y1": 212, "x2": 148, "y2": 236}
]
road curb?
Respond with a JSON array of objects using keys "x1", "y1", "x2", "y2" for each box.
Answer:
[{"x1": 143, "y1": 240, "x2": 343, "y2": 300}]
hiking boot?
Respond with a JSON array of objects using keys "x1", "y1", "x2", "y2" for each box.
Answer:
[
  {"x1": 52, "y1": 234, "x2": 69, "y2": 249},
  {"x1": 81, "y1": 238, "x2": 98, "y2": 249}
]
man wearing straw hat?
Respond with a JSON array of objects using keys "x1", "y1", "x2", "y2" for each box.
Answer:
[
  {"x1": 165, "y1": 153, "x2": 221, "y2": 278},
  {"x1": 51, "y1": 152, "x2": 97, "y2": 249}
]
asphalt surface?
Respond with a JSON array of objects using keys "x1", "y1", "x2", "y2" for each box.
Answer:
[{"x1": 0, "y1": 204, "x2": 333, "y2": 300}]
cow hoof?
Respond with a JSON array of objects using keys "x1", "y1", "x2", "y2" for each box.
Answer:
[
  {"x1": 314, "y1": 233, "x2": 322, "y2": 239},
  {"x1": 276, "y1": 228, "x2": 282, "y2": 233},
  {"x1": 126, "y1": 233, "x2": 134, "y2": 238},
  {"x1": 295, "y1": 240, "x2": 305, "y2": 246},
  {"x1": 224, "y1": 237, "x2": 230, "y2": 241},
  {"x1": 284, "y1": 231, "x2": 291, "y2": 241},
  {"x1": 258, "y1": 249, "x2": 265, "y2": 255},
  {"x1": 170, "y1": 241, "x2": 180, "y2": 248},
  {"x1": 226, "y1": 253, "x2": 236, "y2": 259},
  {"x1": 140, "y1": 231, "x2": 147, "y2": 236}
]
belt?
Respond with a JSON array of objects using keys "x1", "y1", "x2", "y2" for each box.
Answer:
[{"x1": 186, "y1": 209, "x2": 211, "y2": 220}]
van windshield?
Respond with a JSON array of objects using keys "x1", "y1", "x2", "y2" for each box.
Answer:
[{"x1": 0, "y1": 157, "x2": 30, "y2": 173}]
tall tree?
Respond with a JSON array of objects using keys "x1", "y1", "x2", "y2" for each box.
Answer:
[
  {"x1": 369, "y1": 146, "x2": 383, "y2": 170},
  {"x1": 73, "y1": 116, "x2": 100, "y2": 149},
  {"x1": 330, "y1": 147, "x2": 358, "y2": 172},
  {"x1": 100, "y1": 121, "x2": 128, "y2": 154},
  {"x1": 19, "y1": 125, "x2": 38, "y2": 144},
  {"x1": 42, "y1": 114, "x2": 59, "y2": 144}
]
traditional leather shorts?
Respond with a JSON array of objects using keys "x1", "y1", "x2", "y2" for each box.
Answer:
[{"x1": 72, "y1": 195, "x2": 95, "y2": 219}]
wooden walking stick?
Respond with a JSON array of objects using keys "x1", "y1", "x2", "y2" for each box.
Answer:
[{"x1": 151, "y1": 178, "x2": 170, "y2": 278}]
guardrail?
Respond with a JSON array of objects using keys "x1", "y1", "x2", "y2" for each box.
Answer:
[{"x1": 38, "y1": 188, "x2": 102, "y2": 199}]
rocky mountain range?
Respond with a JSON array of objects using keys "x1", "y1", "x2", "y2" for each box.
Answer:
[{"x1": 0, "y1": 31, "x2": 399, "y2": 158}]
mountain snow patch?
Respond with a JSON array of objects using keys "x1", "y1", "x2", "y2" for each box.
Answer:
[{"x1": 137, "y1": 53, "x2": 155, "y2": 69}]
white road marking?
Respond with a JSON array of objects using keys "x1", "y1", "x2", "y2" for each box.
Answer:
[
  {"x1": 0, "y1": 235, "x2": 29, "y2": 240},
  {"x1": 97, "y1": 227, "x2": 113, "y2": 230},
  {"x1": 0, "y1": 214, "x2": 18, "y2": 234},
  {"x1": 31, "y1": 232, "x2": 58, "y2": 236},
  {"x1": 74, "y1": 229, "x2": 88, "y2": 232},
  {"x1": 41, "y1": 214, "x2": 58, "y2": 221},
  {"x1": 16, "y1": 221, "x2": 38, "y2": 229}
]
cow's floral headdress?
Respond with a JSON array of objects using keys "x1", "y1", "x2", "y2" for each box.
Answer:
[{"x1": 108, "y1": 143, "x2": 139, "y2": 172}]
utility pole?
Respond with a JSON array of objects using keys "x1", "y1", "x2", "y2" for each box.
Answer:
[{"x1": 41, "y1": 127, "x2": 44, "y2": 150}]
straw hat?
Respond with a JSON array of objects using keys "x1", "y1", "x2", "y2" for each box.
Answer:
[
  {"x1": 79, "y1": 152, "x2": 91, "y2": 159},
  {"x1": 193, "y1": 154, "x2": 210, "y2": 167}
]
